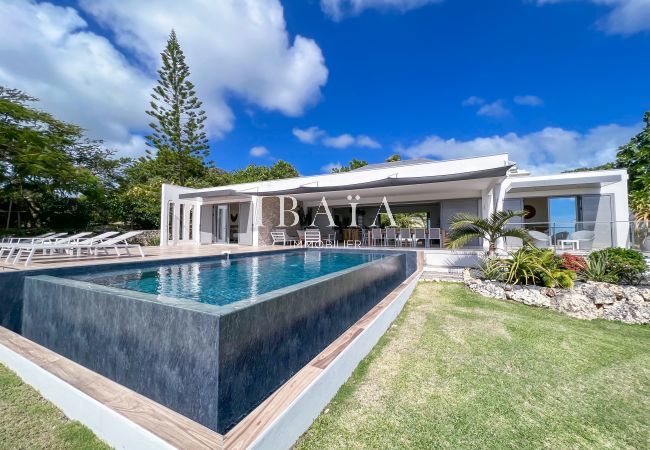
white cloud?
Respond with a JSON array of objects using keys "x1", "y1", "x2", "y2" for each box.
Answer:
[
  {"x1": 323, "y1": 134, "x2": 357, "y2": 148},
  {"x1": 477, "y1": 100, "x2": 510, "y2": 118},
  {"x1": 321, "y1": 0, "x2": 442, "y2": 21},
  {"x1": 293, "y1": 127, "x2": 381, "y2": 148},
  {"x1": 462, "y1": 96, "x2": 485, "y2": 106},
  {"x1": 398, "y1": 122, "x2": 640, "y2": 174},
  {"x1": 321, "y1": 162, "x2": 343, "y2": 173},
  {"x1": 292, "y1": 126, "x2": 326, "y2": 144},
  {"x1": 537, "y1": 0, "x2": 650, "y2": 34},
  {"x1": 356, "y1": 135, "x2": 382, "y2": 148},
  {"x1": 0, "y1": 0, "x2": 328, "y2": 157},
  {"x1": 0, "y1": 0, "x2": 152, "y2": 156},
  {"x1": 514, "y1": 95, "x2": 544, "y2": 106},
  {"x1": 249, "y1": 146, "x2": 269, "y2": 157}
]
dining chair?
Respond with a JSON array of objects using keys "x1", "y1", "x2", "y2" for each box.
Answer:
[
  {"x1": 427, "y1": 228, "x2": 442, "y2": 248},
  {"x1": 384, "y1": 227, "x2": 398, "y2": 246}
]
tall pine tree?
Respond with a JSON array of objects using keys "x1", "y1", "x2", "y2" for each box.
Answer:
[{"x1": 146, "y1": 30, "x2": 209, "y2": 184}]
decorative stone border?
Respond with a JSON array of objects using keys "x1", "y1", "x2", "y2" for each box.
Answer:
[{"x1": 463, "y1": 270, "x2": 650, "y2": 324}]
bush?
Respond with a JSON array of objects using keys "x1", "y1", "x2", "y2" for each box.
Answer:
[
  {"x1": 561, "y1": 253, "x2": 587, "y2": 272},
  {"x1": 589, "y1": 248, "x2": 648, "y2": 285},
  {"x1": 501, "y1": 248, "x2": 575, "y2": 288},
  {"x1": 579, "y1": 253, "x2": 618, "y2": 283},
  {"x1": 478, "y1": 255, "x2": 506, "y2": 281}
]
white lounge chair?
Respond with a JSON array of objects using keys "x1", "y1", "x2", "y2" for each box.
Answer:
[
  {"x1": 271, "y1": 230, "x2": 297, "y2": 246},
  {"x1": 1, "y1": 231, "x2": 57, "y2": 243},
  {"x1": 528, "y1": 230, "x2": 552, "y2": 249},
  {"x1": 304, "y1": 229, "x2": 321, "y2": 247},
  {"x1": 12, "y1": 231, "x2": 145, "y2": 266},
  {"x1": 0, "y1": 232, "x2": 72, "y2": 260}
]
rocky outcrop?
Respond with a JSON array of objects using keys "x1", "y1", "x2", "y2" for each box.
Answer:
[{"x1": 464, "y1": 270, "x2": 650, "y2": 324}]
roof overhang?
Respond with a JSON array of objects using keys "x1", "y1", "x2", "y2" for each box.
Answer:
[
  {"x1": 179, "y1": 189, "x2": 254, "y2": 200},
  {"x1": 247, "y1": 166, "x2": 512, "y2": 197},
  {"x1": 506, "y1": 173, "x2": 622, "y2": 194}
]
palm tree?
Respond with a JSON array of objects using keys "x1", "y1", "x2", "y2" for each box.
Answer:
[{"x1": 446, "y1": 210, "x2": 531, "y2": 255}]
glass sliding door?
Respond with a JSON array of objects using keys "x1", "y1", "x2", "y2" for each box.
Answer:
[
  {"x1": 548, "y1": 196, "x2": 577, "y2": 242},
  {"x1": 212, "y1": 204, "x2": 229, "y2": 244}
]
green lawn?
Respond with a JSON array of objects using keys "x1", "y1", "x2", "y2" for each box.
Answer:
[
  {"x1": 0, "y1": 363, "x2": 109, "y2": 450},
  {"x1": 296, "y1": 282, "x2": 650, "y2": 449}
]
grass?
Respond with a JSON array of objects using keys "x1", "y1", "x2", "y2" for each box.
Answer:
[
  {"x1": 296, "y1": 282, "x2": 650, "y2": 449},
  {"x1": 0, "y1": 363, "x2": 109, "y2": 450}
]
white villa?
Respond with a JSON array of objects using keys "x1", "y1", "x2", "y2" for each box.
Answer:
[{"x1": 160, "y1": 153, "x2": 630, "y2": 253}]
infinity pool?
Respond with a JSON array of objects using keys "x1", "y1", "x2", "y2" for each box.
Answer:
[{"x1": 70, "y1": 250, "x2": 387, "y2": 306}]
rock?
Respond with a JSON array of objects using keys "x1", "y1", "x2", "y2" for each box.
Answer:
[
  {"x1": 541, "y1": 287, "x2": 556, "y2": 298},
  {"x1": 552, "y1": 293, "x2": 601, "y2": 320},
  {"x1": 622, "y1": 287, "x2": 645, "y2": 304},
  {"x1": 641, "y1": 289, "x2": 650, "y2": 302},
  {"x1": 602, "y1": 301, "x2": 650, "y2": 324},
  {"x1": 508, "y1": 286, "x2": 551, "y2": 308},
  {"x1": 464, "y1": 274, "x2": 649, "y2": 324},
  {"x1": 581, "y1": 282, "x2": 616, "y2": 305}
]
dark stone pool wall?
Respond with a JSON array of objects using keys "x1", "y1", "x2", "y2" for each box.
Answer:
[
  {"x1": 5, "y1": 249, "x2": 414, "y2": 434},
  {"x1": 216, "y1": 253, "x2": 408, "y2": 431}
]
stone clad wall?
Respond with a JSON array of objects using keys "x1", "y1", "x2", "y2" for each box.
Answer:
[
  {"x1": 258, "y1": 196, "x2": 303, "y2": 246},
  {"x1": 464, "y1": 270, "x2": 650, "y2": 324}
]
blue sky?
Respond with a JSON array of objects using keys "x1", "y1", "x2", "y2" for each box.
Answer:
[{"x1": 0, "y1": 0, "x2": 648, "y2": 175}]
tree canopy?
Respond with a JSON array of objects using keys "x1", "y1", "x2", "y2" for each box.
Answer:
[{"x1": 332, "y1": 159, "x2": 368, "y2": 173}]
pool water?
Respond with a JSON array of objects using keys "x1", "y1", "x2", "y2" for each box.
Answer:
[{"x1": 70, "y1": 251, "x2": 387, "y2": 306}]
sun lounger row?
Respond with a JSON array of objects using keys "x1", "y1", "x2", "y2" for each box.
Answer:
[{"x1": 0, "y1": 231, "x2": 145, "y2": 266}]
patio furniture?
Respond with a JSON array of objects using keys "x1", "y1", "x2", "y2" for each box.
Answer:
[
  {"x1": 413, "y1": 228, "x2": 426, "y2": 247},
  {"x1": 360, "y1": 229, "x2": 368, "y2": 246},
  {"x1": 1, "y1": 231, "x2": 56, "y2": 243},
  {"x1": 552, "y1": 231, "x2": 569, "y2": 244},
  {"x1": 528, "y1": 230, "x2": 552, "y2": 249},
  {"x1": 343, "y1": 228, "x2": 360, "y2": 242},
  {"x1": 271, "y1": 230, "x2": 297, "y2": 246},
  {"x1": 567, "y1": 230, "x2": 595, "y2": 251},
  {"x1": 10, "y1": 231, "x2": 145, "y2": 266},
  {"x1": 370, "y1": 228, "x2": 383, "y2": 246},
  {"x1": 427, "y1": 228, "x2": 442, "y2": 248},
  {"x1": 558, "y1": 239, "x2": 580, "y2": 251},
  {"x1": 324, "y1": 230, "x2": 337, "y2": 245},
  {"x1": 384, "y1": 228, "x2": 398, "y2": 247},
  {"x1": 304, "y1": 229, "x2": 321, "y2": 247},
  {"x1": 397, "y1": 228, "x2": 414, "y2": 247}
]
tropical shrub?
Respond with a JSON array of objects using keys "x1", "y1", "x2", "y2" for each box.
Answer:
[
  {"x1": 501, "y1": 248, "x2": 575, "y2": 288},
  {"x1": 579, "y1": 253, "x2": 617, "y2": 283},
  {"x1": 478, "y1": 254, "x2": 506, "y2": 281},
  {"x1": 588, "y1": 248, "x2": 648, "y2": 285},
  {"x1": 561, "y1": 253, "x2": 587, "y2": 272}
]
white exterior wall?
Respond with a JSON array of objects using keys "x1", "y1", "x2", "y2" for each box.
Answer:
[
  {"x1": 160, "y1": 158, "x2": 631, "y2": 250},
  {"x1": 497, "y1": 169, "x2": 630, "y2": 248},
  {"x1": 160, "y1": 184, "x2": 202, "y2": 247}
]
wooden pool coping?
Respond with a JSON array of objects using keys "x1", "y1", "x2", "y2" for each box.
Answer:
[{"x1": 0, "y1": 253, "x2": 424, "y2": 449}]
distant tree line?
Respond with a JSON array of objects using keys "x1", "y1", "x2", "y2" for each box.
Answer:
[{"x1": 0, "y1": 30, "x2": 298, "y2": 232}]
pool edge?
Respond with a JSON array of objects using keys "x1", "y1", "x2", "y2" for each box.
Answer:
[{"x1": 0, "y1": 262, "x2": 423, "y2": 450}]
